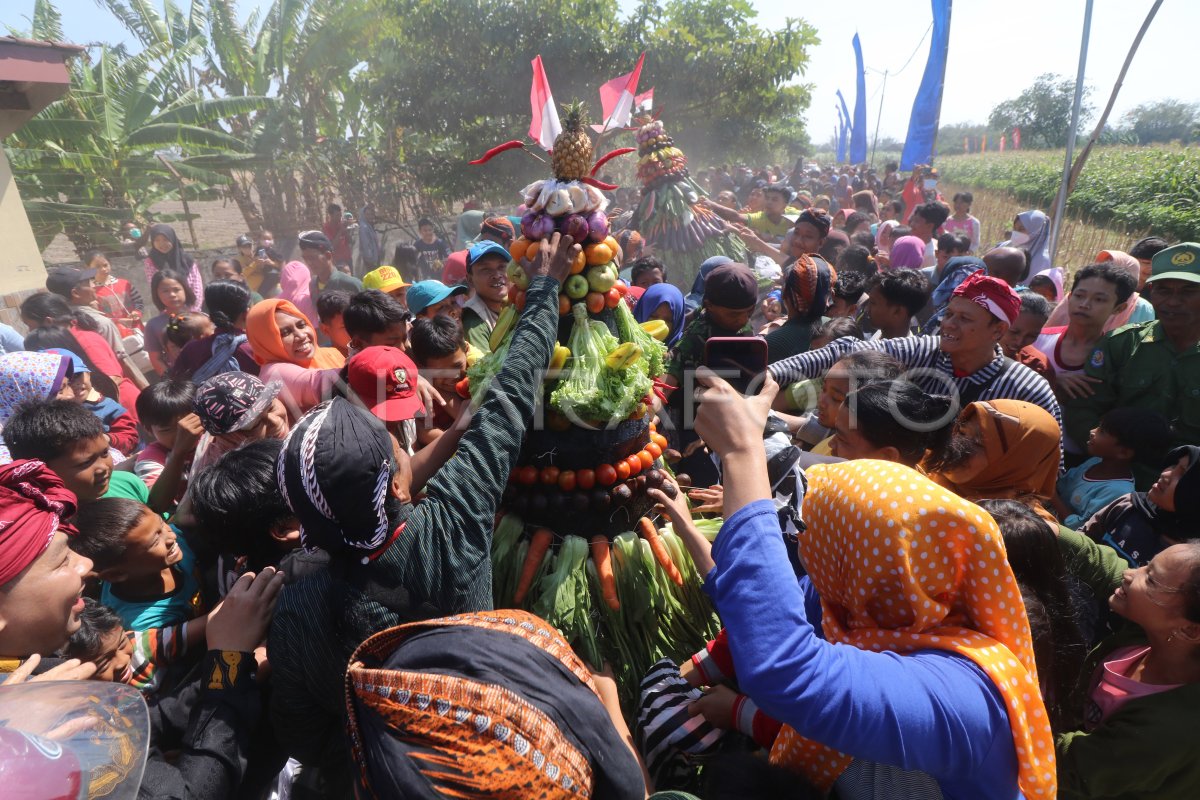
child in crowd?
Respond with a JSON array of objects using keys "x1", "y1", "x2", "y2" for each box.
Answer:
[
  {"x1": 834, "y1": 243, "x2": 876, "y2": 279},
  {"x1": 134, "y1": 380, "x2": 202, "y2": 511},
  {"x1": 145, "y1": 268, "x2": 197, "y2": 375},
  {"x1": 343, "y1": 289, "x2": 411, "y2": 354},
  {"x1": 1027, "y1": 273, "x2": 1061, "y2": 305},
  {"x1": 342, "y1": 346, "x2": 426, "y2": 452},
  {"x1": 408, "y1": 317, "x2": 469, "y2": 441},
  {"x1": 942, "y1": 191, "x2": 981, "y2": 252},
  {"x1": 865, "y1": 269, "x2": 928, "y2": 340},
  {"x1": 87, "y1": 249, "x2": 144, "y2": 332},
  {"x1": 162, "y1": 311, "x2": 215, "y2": 371},
  {"x1": 190, "y1": 372, "x2": 289, "y2": 476},
  {"x1": 412, "y1": 217, "x2": 450, "y2": 280},
  {"x1": 828, "y1": 272, "x2": 867, "y2": 319},
  {"x1": 72, "y1": 497, "x2": 205, "y2": 629},
  {"x1": 47, "y1": 348, "x2": 139, "y2": 457},
  {"x1": 211, "y1": 258, "x2": 264, "y2": 303},
  {"x1": 1055, "y1": 408, "x2": 1172, "y2": 530},
  {"x1": 63, "y1": 597, "x2": 205, "y2": 694},
  {"x1": 406, "y1": 279, "x2": 468, "y2": 322},
  {"x1": 316, "y1": 289, "x2": 353, "y2": 356},
  {"x1": 934, "y1": 232, "x2": 972, "y2": 274},
  {"x1": 3, "y1": 399, "x2": 149, "y2": 503},
  {"x1": 757, "y1": 290, "x2": 784, "y2": 335}
]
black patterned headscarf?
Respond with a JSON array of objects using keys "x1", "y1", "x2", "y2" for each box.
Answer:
[{"x1": 277, "y1": 398, "x2": 399, "y2": 556}]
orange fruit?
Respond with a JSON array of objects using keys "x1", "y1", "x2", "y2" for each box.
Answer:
[
  {"x1": 570, "y1": 249, "x2": 587, "y2": 274},
  {"x1": 603, "y1": 235, "x2": 619, "y2": 255},
  {"x1": 509, "y1": 237, "x2": 529, "y2": 261},
  {"x1": 585, "y1": 243, "x2": 613, "y2": 266},
  {"x1": 525, "y1": 240, "x2": 540, "y2": 261}
]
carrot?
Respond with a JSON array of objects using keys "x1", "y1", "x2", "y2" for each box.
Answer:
[
  {"x1": 638, "y1": 517, "x2": 683, "y2": 586},
  {"x1": 513, "y1": 527, "x2": 553, "y2": 605},
  {"x1": 591, "y1": 535, "x2": 620, "y2": 611}
]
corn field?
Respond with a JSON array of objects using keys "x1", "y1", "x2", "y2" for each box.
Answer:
[{"x1": 938, "y1": 145, "x2": 1200, "y2": 244}]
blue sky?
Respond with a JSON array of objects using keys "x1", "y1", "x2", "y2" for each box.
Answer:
[{"x1": 12, "y1": 0, "x2": 1199, "y2": 142}]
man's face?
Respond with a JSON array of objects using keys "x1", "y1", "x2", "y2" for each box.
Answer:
[
  {"x1": 1001, "y1": 312, "x2": 1048, "y2": 358},
  {"x1": 939, "y1": 297, "x2": 1003, "y2": 359},
  {"x1": 389, "y1": 286, "x2": 410, "y2": 310},
  {"x1": 469, "y1": 256, "x2": 509, "y2": 304},
  {"x1": 301, "y1": 247, "x2": 334, "y2": 278},
  {"x1": 72, "y1": 278, "x2": 97, "y2": 307},
  {"x1": 238, "y1": 242, "x2": 254, "y2": 259},
  {"x1": 793, "y1": 222, "x2": 824, "y2": 256},
  {"x1": 422, "y1": 350, "x2": 468, "y2": 397},
  {"x1": 1068, "y1": 276, "x2": 1122, "y2": 330},
  {"x1": 106, "y1": 511, "x2": 183, "y2": 581},
  {"x1": 866, "y1": 287, "x2": 904, "y2": 333},
  {"x1": 909, "y1": 213, "x2": 934, "y2": 241},
  {"x1": 47, "y1": 434, "x2": 113, "y2": 502},
  {"x1": 0, "y1": 532, "x2": 91, "y2": 658},
  {"x1": 704, "y1": 303, "x2": 754, "y2": 332},
  {"x1": 1147, "y1": 278, "x2": 1200, "y2": 340}
]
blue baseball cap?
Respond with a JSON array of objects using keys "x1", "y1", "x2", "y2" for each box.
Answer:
[
  {"x1": 44, "y1": 347, "x2": 88, "y2": 375},
  {"x1": 406, "y1": 280, "x2": 468, "y2": 316},
  {"x1": 467, "y1": 240, "x2": 510, "y2": 270}
]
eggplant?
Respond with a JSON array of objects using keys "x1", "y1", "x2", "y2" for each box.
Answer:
[
  {"x1": 661, "y1": 480, "x2": 679, "y2": 500},
  {"x1": 635, "y1": 475, "x2": 647, "y2": 494},
  {"x1": 611, "y1": 483, "x2": 633, "y2": 507},
  {"x1": 645, "y1": 469, "x2": 666, "y2": 491},
  {"x1": 591, "y1": 489, "x2": 612, "y2": 513}
]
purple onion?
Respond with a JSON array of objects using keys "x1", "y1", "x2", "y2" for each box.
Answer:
[
  {"x1": 561, "y1": 213, "x2": 590, "y2": 242},
  {"x1": 522, "y1": 212, "x2": 553, "y2": 240},
  {"x1": 586, "y1": 210, "x2": 609, "y2": 242},
  {"x1": 521, "y1": 211, "x2": 539, "y2": 239}
]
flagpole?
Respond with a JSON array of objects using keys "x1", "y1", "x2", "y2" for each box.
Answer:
[
  {"x1": 1048, "y1": 0, "x2": 1094, "y2": 264},
  {"x1": 870, "y1": 70, "x2": 888, "y2": 168}
]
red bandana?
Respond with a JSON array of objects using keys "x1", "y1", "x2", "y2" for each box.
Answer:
[
  {"x1": 0, "y1": 460, "x2": 77, "y2": 586},
  {"x1": 952, "y1": 273, "x2": 1021, "y2": 325}
]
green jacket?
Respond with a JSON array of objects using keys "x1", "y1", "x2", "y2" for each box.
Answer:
[
  {"x1": 1062, "y1": 320, "x2": 1200, "y2": 488},
  {"x1": 1055, "y1": 527, "x2": 1200, "y2": 800}
]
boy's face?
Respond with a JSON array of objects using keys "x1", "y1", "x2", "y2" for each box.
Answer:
[
  {"x1": 236, "y1": 398, "x2": 289, "y2": 444},
  {"x1": 1086, "y1": 425, "x2": 1129, "y2": 462},
  {"x1": 212, "y1": 261, "x2": 238, "y2": 281},
  {"x1": 829, "y1": 296, "x2": 858, "y2": 319},
  {"x1": 47, "y1": 434, "x2": 113, "y2": 502},
  {"x1": 1069, "y1": 276, "x2": 1123, "y2": 329},
  {"x1": 421, "y1": 349, "x2": 468, "y2": 397},
  {"x1": 149, "y1": 415, "x2": 185, "y2": 450},
  {"x1": 107, "y1": 511, "x2": 182, "y2": 581},
  {"x1": 92, "y1": 625, "x2": 135, "y2": 683},
  {"x1": 704, "y1": 302, "x2": 754, "y2": 332},
  {"x1": 67, "y1": 371, "x2": 93, "y2": 403},
  {"x1": 419, "y1": 224, "x2": 435, "y2": 243},
  {"x1": 469, "y1": 256, "x2": 509, "y2": 304},
  {"x1": 0, "y1": 531, "x2": 91, "y2": 657},
  {"x1": 867, "y1": 288, "x2": 906, "y2": 333},
  {"x1": 72, "y1": 278, "x2": 98, "y2": 307},
  {"x1": 320, "y1": 313, "x2": 352, "y2": 351},
  {"x1": 633, "y1": 267, "x2": 664, "y2": 289},
  {"x1": 355, "y1": 321, "x2": 409, "y2": 352},
  {"x1": 420, "y1": 297, "x2": 462, "y2": 321},
  {"x1": 763, "y1": 191, "x2": 787, "y2": 216},
  {"x1": 1001, "y1": 312, "x2": 1047, "y2": 359}
]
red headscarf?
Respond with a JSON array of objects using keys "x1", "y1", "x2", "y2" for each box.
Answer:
[
  {"x1": 952, "y1": 272, "x2": 1020, "y2": 325},
  {"x1": 0, "y1": 460, "x2": 77, "y2": 586}
]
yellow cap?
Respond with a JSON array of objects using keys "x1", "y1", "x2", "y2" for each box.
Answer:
[{"x1": 363, "y1": 265, "x2": 411, "y2": 294}]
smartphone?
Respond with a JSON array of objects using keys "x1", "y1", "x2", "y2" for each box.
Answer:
[
  {"x1": 256, "y1": 248, "x2": 268, "y2": 259},
  {"x1": 923, "y1": 178, "x2": 938, "y2": 191},
  {"x1": 704, "y1": 336, "x2": 769, "y2": 395}
]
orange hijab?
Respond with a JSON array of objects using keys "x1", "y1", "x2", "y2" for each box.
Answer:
[
  {"x1": 246, "y1": 298, "x2": 345, "y2": 370},
  {"x1": 935, "y1": 399, "x2": 1060, "y2": 502},
  {"x1": 771, "y1": 460, "x2": 1056, "y2": 797}
]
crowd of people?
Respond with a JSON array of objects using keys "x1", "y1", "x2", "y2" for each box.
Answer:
[{"x1": 0, "y1": 151, "x2": 1197, "y2": 800}]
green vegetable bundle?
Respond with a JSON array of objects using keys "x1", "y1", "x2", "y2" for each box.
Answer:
[
  {"x1": 613, "y1": 296, "x2": 667, "y2": 378},
  {"x1": 550, "y1": 304, "x2": 651, "y2": 425}
]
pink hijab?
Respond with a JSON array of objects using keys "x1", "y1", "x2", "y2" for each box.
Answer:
[
  {"x1": 1045, "y1": 250, "x2": 1143, "y2": 332},
  {"x1": 875, "y1": 219, "x2": 899, "y2": 251},
  {"x1": 889, "y1": 236, "x2": 926, "y2": 269},
  {"x1": 278, "y1": 261, "x2": 318, "y2": 328}
]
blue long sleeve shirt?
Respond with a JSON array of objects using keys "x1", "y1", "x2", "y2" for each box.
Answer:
[{"x1": 704, "y1": 500, "x2": 1022, "y2": 800}]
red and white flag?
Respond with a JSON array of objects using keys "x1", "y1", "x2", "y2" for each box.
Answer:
[
  {"x1": 635, "y1": 88, "x2": 654, "y2": 113},
  {"x1": 529, "y1": 55, "x2": 561, "y2": 151},
  {"x1": 594, "y1": 53, "x2": 645, "y2": 132}
]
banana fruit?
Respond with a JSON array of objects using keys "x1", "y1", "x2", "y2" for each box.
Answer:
[
  {"x1": 489, "y1": 305, "x2": 518, "y2": 352},
  {"x1": 604, "y1": 342, "x2": 643, "y2": 370}
]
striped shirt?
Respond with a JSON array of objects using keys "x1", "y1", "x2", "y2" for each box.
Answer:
[{"x1": 770, "y1": 334, "x2": 1062, "y2": 431}]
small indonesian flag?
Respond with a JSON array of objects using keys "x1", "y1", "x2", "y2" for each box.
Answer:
[
  {"x1": 595, "y1": 52, "x2": 645, "y2": 132},
  {"x1": 635, "y1": 88, "x2": 654, "y2": 112},
  {"x1": 529, "y1": 55, "x2": 561, "y2": 151}
]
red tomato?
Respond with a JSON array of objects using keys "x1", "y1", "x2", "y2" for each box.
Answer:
[
  {"x1": 517, "y1": 466, "x2": 539, "y2": 486},
  {"x1": 614, "y1": 460, "x2": 631, "y2": 481},
  {"x1": 585, "y1": 291, "x2": 605, "y2": 314},
  {"x1": 605, "y1": 288, "x2": 621, "y2": 308},
  {"x1": 614, "y1": 280, "x2": 629, "y2": 296},
  {"x1": 558, "y1": 294, "x2": 572, "y2": 315},
  {"x1": 558, "y1": 470, "x2": 577, "y2": 492},
  {"x1": 645, "y1": 442, "x2": 663, "y2": 459},
  {"x1": 577, "y1": 468, "x2": 597, "y2": 490},
  {"x1": 625, "y1": 454, "x2": 644, "y2": 475},
  {"x1": 514, "y1": 289, "x2": 527, "y2": 311},
  {"x1": 540, "y1": 465, "x2": 560, "y2": 486},
  {"x1": 637, "y1": 450, "x2": 655, "y2": 469},
  {"x1": 596, "y1": 464, "x2": 618, "y2": 486}
]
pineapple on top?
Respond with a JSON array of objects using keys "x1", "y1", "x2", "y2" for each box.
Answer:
[{"x1": 552, "y1": 101, "x2": 594, "y2": 181}]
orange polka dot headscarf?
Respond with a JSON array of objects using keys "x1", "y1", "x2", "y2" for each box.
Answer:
[{"x1": 769, "y1": 459, "x2": 1056, "y2": 798}]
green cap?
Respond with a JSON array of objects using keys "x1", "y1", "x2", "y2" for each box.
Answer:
[{"x1": 1147, "y1": 242, "x2": 1200, "y2": 284}]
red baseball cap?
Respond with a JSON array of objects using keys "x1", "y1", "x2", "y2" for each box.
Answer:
[{"x1": 345, "y1": 346, "x2": 426, "y2": 423}]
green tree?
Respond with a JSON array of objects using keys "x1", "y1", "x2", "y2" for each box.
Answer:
[
  {"x1": 1123, "y1": 99, "x2": 1200, "y2": 145},
  {"x1": 987, "y1": 73, "x2": 1093, "y2": 150},
  {"x1": 4, "y1": 0, "x2": 271, "y2": 253}
]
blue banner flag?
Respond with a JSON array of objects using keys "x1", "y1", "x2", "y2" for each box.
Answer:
[
  {"x1": 851, "y1": 34, "x2": 868, "y2": 163},
  {"x1": 836, "y1": 104, "x2": 849, "y2": 163},
  {"x1": 901, "y1": 0, "x2": 953, "y2": 170}
]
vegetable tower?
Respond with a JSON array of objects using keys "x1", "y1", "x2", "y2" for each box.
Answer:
[
  {"x1": 468, "y1": 101, "x2": 720, "y2": 702},
  {"x1": 631, "y1": 117, "x2": 746, "y2": 290}
]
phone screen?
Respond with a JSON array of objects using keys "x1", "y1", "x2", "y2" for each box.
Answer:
[
  {"x1": 923, "y1": 178, "x2": 938, "y2": 191},
  {"x1": 704, "y1": 337, "x2": 769, "y2": 395}
]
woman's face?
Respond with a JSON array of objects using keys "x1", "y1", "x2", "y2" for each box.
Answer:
[
  {"x1": 1012, "y1": 216, "x2": 1026, "y2": 234},
  {"x1": 793, "y1": 221, "x2": 824, "y2": 256},
  {"x1": 1147, "y1": 454, "x2": 1190, "y2": 512},
  {"x1": 816, "y1": 367, "x2": 851, "y2": 428},
  {"x1": 89, "y1": 255, "x2": 111, "y2": 282},
  {"x1": 939, "y1": 297, "x2": 1002, "y2": 358},
  {"x1": 830, "y1": 403, "x2": 891, "y2": 461},
  {"x1": 152, "y1": 234, "x2": 173, "y2": 254},
  {"x1": 1108, "y1": 544, "x2": 1199, "y2": 637},
  {"x1": 157, "y1": 278, "x2": 188, "y2": 312},
  {"x1": 274, "y1": 311, "x2": 316, "y2": 362}
]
